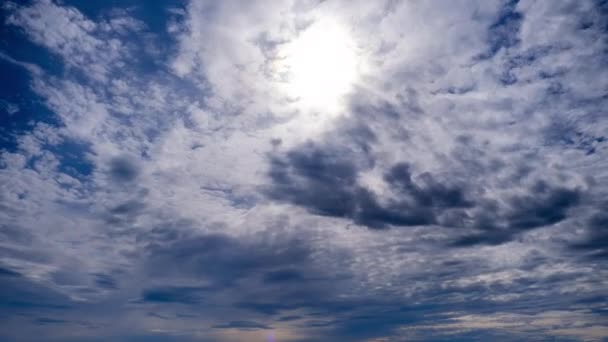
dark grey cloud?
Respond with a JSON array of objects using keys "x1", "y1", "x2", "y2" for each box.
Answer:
[
  {"x1": 0, "y1": 224, "x2": 34, "y2": 245},
  {"x1": 0, "y1": 266, "x2": 21, "y2": 277},
  {"x1": 277, "y1": 315, "x2": 301, "y2": 322},
  {"x1": 109, "y1": 200, "x2": 146, "y2": 216},
  {"x1": 262, "y1": 269, "x2": 302, "y2": 284},
  {"x1": 33, "y1": 317, "x2": 67, "y2": 325},
  {"x1": 267, "y1": 137, "x2": 583, "y2": 247},
  {"x1": 570, "y1": 210, "x2": 608, "y2": 259},
  {"x1": 108, "y1": 155, "x2": 140, "y2": 182},
  {"x1": 266, "y1": 138, "x2": 474, "y2": 229},
  {"x1": 92, "y1": 273, "x2": 118, "y2": 290},
  {"x1": 0, "y1": 244, "x2": 51, "y2": 264},
  {"x1": 267, "y1": 142, "x2": 365, "y2": 219},
  {"x1": 137, "y1": 228, "x2": 366, "y2": 326},
  {"x1": 212, "y1": 320, "x2": 271, "y2": 330},
  {"x1": 449, "y1": 231, "x2": 512, "y2": 247},
  {"x1": 384, "y1": 162, "x2": 474, "y2": 210},
  {"x1": 140, "y1": 286, "x2": 210, "y2": 305},
  {"x1": 235, "y1": 301, "x2": 301, "y2": 316},
  {"x1": 143, "y1": 232, "x2": 311, "y2": 286},
  {"x1": 504, "y1": 181, "x2": 580, "y2": 230},
  {"x1": 0, "y1": 271, "x2": 71, "y2": 310},
  {"x1": 451, "y1": 181, "x2": 582, "y2": 246}
]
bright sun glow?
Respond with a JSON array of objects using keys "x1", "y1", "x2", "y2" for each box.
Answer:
[{"x1": 276, "y1": 19, "x2": 359, "y2": 112}]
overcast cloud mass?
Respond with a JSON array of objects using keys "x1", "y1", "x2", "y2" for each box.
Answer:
[{"x1": 1, "y1": 0, "x2": 607, "y2": 341}]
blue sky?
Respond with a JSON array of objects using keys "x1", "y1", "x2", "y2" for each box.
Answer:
[{"x1": 0, "y1": 0, "x2": 607, "y2": 341}]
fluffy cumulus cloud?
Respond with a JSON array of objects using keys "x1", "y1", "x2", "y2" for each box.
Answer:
[{"x1": 1, "y1": 0, "x2": 607, "y2": 341}]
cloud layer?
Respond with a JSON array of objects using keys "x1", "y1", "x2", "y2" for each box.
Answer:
[{"x1": 1, "y1": 0, "x2": 607, "y2": 341}]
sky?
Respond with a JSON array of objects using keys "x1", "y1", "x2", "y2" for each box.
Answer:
[{"x1": 0, "y1": 0, "x2": 607, "y2": 341}]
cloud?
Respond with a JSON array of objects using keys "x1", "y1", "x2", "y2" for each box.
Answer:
[
  {"x1": 140, "y1": 286, "x2": 210, "y2": 305},
  {"x1": 570, "y1": 210, "x2": 608, "y2": 259},
  {"x1": 503, "y1": 181, "x2": 581, "y2": 230},
  {"x1": 0, "y1": 266, "x2": 21, "y2": 277},
  {"x1": 0, "y1": 0, "x2": 607, "y2": 341},
  {"x1": 266, "y1": 136, "x2": 584, "y2": 245},
  {"x1": 212, "y1": 320, "x2": 271, "y2": 330},
  {"x1": 92, "y1": 273, "x2": 118, "y2": 290},
  {"x1": 262, "y1": 269, "x2": 302, "y2": 284},
  {"x1": 5, "y1": 0, "x2": 134, "y2": 81},
  {"x1": 108, "y1": 155, "x2": 141, "y2": 182}
]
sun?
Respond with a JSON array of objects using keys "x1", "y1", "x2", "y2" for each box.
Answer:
[{"x1": 275, "y1": 18, "x2": 360, "y2": 113}]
